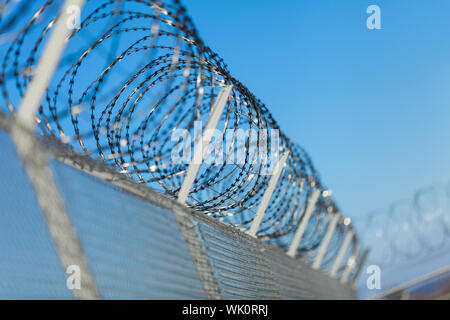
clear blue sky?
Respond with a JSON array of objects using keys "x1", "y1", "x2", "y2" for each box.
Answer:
[{"x1": 183, "y1": 0, "x2": 450, "y2": 220}]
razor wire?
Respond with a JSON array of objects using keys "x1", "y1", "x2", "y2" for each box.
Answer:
[
  {"x1": 356, "y1": 181, "x2": 450, "y2": 266},
  {"x1": 0, "y1": 0, "x2": 358, "y2": 266}
]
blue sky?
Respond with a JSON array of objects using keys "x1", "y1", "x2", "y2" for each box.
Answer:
[{"x1": 183, "y1": 0, "x2": 450, "y2": 220}]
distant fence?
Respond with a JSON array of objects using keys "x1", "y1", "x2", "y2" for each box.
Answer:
[
  {"x1": 358, "y1": 183, "x2": 450, "y2": 265},
  {"x1": 355, "y1": 181, "x2": 450, "y2": 298}
]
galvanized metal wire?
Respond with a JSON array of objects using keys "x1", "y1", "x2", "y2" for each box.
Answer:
[{"x1": 0, "y1": 0, "x2": 357, "y2": 262}]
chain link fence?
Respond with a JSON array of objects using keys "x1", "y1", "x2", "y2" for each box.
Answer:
[{"x1": 0, "y1": 113, "x2": 356, "y2": 299}]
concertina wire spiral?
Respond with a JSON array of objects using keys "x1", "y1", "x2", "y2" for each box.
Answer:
[{"x1": 0, "y1": 0, "x2": 360, "y2": 268}]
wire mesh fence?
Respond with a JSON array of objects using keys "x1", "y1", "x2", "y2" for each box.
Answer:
[
  {"x1": 0, "y1": 0, "x2": 361, "y2": 265},
  {"x1": 0, "y1": 113, "x2": 356, "y2": 299}
]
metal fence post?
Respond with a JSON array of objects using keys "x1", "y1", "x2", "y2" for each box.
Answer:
[
  {"x1": 330, "y1": 229, "x2": 354, "y2": 277},
  {"x1": 247, "y1": 151, "x2": 289, "y2": 237},
  {"x1": 341, "y1": 244, "x2": 361, "y2": 283},
  {"x1": 173, "y1": 85, "x2": 232, "y2": 298},
  {"x1": 350, "y1": 249, "x2": 369, "y2": 287},
  {"x1": 312, "y1": 213, "x2": 340, "y2": 270},
  {"x1": 17, "y1": 0, "x2": 87, "y2": 129},
  {"x1": 287, "y1": 189, "x2": 320, "y2": 257},
  {"x1": 11, "y1": 0, "x2": 99, "y2": 300},
  {"x1": 177, "y1": 85, "x2": 233, "y2": 204}
]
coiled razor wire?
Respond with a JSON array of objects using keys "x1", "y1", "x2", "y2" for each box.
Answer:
[
  {"x1": 0, "y1": 0, "x2": 358, "y2": 265},
  {"x1": 356, "y1": 181, "x2": 450, "y2": 266}
]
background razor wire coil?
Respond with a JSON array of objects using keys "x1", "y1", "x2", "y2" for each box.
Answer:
[
  {"x1": 0, "y1": 0, "x2": 359, "y2": 267},
  {"x1": 357, "y1": 182, "x2": 450, "y2": 266}
]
